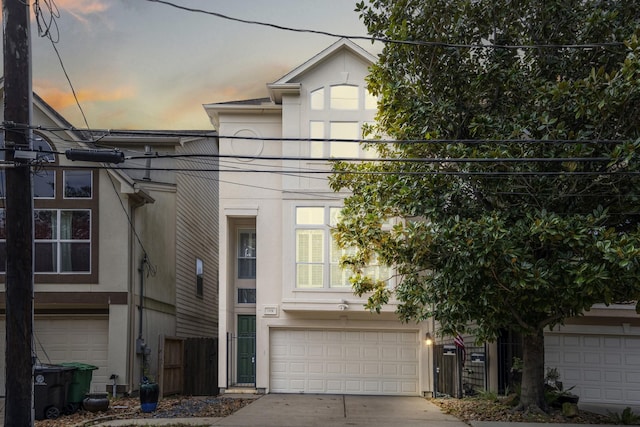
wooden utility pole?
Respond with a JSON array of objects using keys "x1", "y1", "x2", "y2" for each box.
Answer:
[{"x1": 3, "y1": 0, "x2": 35, "y2": 425}]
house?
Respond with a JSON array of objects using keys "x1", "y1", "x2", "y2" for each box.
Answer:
[
  {"x1": 205, "y1": 38, "x2": 433, "y2": 396},
  {"x1": 543, "y1": 305, "x2": 640, "y2": 413},
  {"x1": 206, "y1": 37, "x2": 640, "y2": 412},
  {"x1": 0, "y1": 87, "x2": 219, "y2": 396}
]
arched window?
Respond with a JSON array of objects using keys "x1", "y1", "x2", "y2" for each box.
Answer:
[{"x1": 330, "y1": 85, "x2": 358, "y2": 110}]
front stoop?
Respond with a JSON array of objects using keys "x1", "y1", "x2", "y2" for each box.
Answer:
[{"x1": 222, "y1": 386, "x2": 261, "y2": 395}]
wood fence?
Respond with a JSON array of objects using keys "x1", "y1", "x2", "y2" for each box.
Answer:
[{"x1": 158, "y1": 335, "x2": 219, "y2": 397}]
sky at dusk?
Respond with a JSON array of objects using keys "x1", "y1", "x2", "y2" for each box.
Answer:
[{"x1": 3, "y1": 0, "x2": 381, "y2": 130}]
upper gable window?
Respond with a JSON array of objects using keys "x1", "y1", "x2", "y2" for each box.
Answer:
[
  {"x1": 330, "y1": 85, "x2": 358, "y2": 110},
  {"x1": 310, "y1": 88, "x2": 325, "y2": 110},
  {"x1": 34, "y1": 136, "x2": 56, "y2": 163}
]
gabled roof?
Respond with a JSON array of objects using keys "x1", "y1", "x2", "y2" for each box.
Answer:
[
  {"x1": 271, "y1": 38, "x2": 377, "y2": 86},
  {"x1": 267, "y1": 38, "x2": 377, "y2": 103}
]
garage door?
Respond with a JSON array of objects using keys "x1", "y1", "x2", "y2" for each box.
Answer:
[
  {"x1": 0, "y1": 318, "x2": 109, "y2": 396},
  {"x1": 546, "y1": 333, "x2": 640, "y2": 406},
  {"x1": 270, "y1": 329, "x2": 420, "y2": 395}
]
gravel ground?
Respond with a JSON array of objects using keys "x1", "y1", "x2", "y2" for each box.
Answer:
[
  {"x1": 34, "y1": 395, "x2": 255, "y2": 427},
  {"x1": 433, "y1": 396, "x2": 616, "y2": 424}
]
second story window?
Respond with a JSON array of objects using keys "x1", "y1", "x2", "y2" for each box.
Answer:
[
  {"x1": 0, "y1": 135, "x2": 99, "y2": 282},
  {"x1": 295, "y1": 206, "x2": 391, "y2": 289},
  {"x1": 34, "y1": 209, "x2": 91, "y2": 273},
  {"x1": 238, "y1": 230, "x2": 256, "y2": 279},
  {"x1": 295, "y1": 206, "x2": 354, "y2": 289}
]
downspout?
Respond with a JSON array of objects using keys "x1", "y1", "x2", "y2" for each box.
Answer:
[
  {"x1": 127, "y1": 196, "x2": 149, "y2": 395},
  {"x1": 138, "y1": 254, "x2": 148, "y2": 383},
  {"x1": 127, "y1": 203, "x2": 137, "y2": 395}
]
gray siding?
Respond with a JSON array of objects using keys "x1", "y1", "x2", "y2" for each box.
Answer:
[{"x1": 175, "y1": 137, "x2": 219, "y2": 337}]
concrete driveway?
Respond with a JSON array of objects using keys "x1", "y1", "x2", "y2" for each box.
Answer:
[{"x1": 211, "y1": 394, "x2": 469, "y2": 427}]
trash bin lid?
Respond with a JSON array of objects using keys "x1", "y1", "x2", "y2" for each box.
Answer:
[
  {"x1": 34, "y1": 363, "x2": 77, "y2": 373},
  {"x1": 60, "y1": 362, "x2": 98, "y2": 371}
]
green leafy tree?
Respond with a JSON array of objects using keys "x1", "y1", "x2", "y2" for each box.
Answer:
[{"x1": 331, "y1": 0, "x2": 640, "y2": 412}]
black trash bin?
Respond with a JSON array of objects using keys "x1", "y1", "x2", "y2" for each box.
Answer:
[{"x1": 34, "y1": 364, "x2": 76, "y2": 420}]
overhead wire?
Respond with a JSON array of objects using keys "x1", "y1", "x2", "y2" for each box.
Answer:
[
  {"x1": 33, "y1": 0, "x2": 91, "y2": 130},
  {"x1": 141, "y1": 0, "x2": 628, "y2": 51}
]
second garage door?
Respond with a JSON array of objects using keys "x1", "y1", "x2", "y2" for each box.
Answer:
[
  {"x1": 270, "y1": 329, "x2": 420, "y2": 395},
  {"x1": 546, "y1": 332, "x2": 640, "y2": 406}
]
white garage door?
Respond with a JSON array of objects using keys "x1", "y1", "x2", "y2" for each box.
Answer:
[
  {"x1": 546, "y1": 333, "x2": 640, "y2": 406},
  {"x1": 270, "y1": 329, "x2": 420, "y2": 395},
  {"x1": 0, "y1": 318, "x2": 109, "y2": 396}
]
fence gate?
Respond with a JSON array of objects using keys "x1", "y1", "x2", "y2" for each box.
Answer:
[
  {"x1": 159, "y1": 335, "x2": 219, "y2": 396},
  {"x1": 184, "y1": 337, "x2": 219, "y2": 395},
  {"x1": 159, "y1": 336, "x2": 184, "y2": 396},
  {"x1": 434, "y1": 343, "x2": 487, "y2": 398}
]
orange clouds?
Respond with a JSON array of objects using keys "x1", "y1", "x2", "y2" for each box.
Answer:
[
  {"x1": 50, "y1": 0, "x2": 109, "y2": 16},
  {"x1": 50, "y1": 0, "x2": 110, "y2": 25},
  {"x1": 35, "y1": 83, "x2": 135, "y2": 110}
]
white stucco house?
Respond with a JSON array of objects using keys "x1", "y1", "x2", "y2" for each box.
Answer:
[
  {"x1": 205, "y1": 38, "x2": 640, "y2": 411},
  {"x1": 205, "y1": 38, "x2": 434, "y2": 396}
]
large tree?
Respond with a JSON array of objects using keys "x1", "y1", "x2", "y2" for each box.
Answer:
[{"x1": 330, "y1": 0, "x2": 640, "y2": 412}]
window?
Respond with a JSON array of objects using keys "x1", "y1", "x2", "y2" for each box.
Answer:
[
  {"x1": 0, "y1": 135, "x2": 57, "y2": 199},
  {"x1": 295, "y1": 206, "x2": 354, "y2": 288},
  {"x1": 64, "y1": 170, "x2": 92, "y2": 198},
  {"x1": 34, "y1": 170, "x2": 55, "y2": 198},
  {"x1": 295, "y1": 206, "x2": 391, "y2": 289},
  {"x1": 196, "y1": 258, "x2": 204, "y2": 297},
  {"x1": 365, "y1": 90, "x2": 378, "y2": 110},
  {"x1": 238, "y1": 288, "x2": 256, "y2": 304},
  {"x1": 330, "y1": 85, "x2": 359, "y2": 110},
  {"x1": 34, "y1": 136, "x2": 57, "y2": 198},
  {"x1": 0, "y1": 134, "x2": 98, "y2": 281},
  {"x1": 238, "y1": 230, "x2": 256, "y2": 279},
  {"x1": 309, "y1": 121, "x2": 324, "y2": 158},
  {"x1": 310, "y1": 88, "x2": 325, "y2": 110},
  {"x1": 309, "y1": 121, "x2": 360, "y2": 158},
  {"x1": 329, "y1": 122, "x2": 359, "y2": 157},
  {"x1": 33, "y1": 209, "x2": 91, "y2": 273}
]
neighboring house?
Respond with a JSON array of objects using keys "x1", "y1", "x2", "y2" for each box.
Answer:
[
  {"x1": 205, "y1": 38, "x2": 433, "y2": 396},
  {"x1": 0, "y1": 87, "x2": 219, "y2": 396},
  {"x1": 544, "y1": 304, "x2": 640, "y2": 412},
  {"x1": 205, "y1": 37, "x2": 640, "y2": 412}
]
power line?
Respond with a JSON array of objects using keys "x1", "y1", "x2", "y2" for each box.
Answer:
[
  {"x1": 34, "y1": 0, "x2": 91, "y2": 130},
  {"x1": 23, "y1": 163, "x2": 640, "y2": 177},
  {"x1": 12, "y1": 124, "x2": 637, "y2": 146},
  {"x1": 141, "y1": 0, "x2": 628, "y2": 51}
]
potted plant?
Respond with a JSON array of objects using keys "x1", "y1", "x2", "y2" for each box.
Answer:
[
  {"x1": 544, "y1": 368, "x2": 579, "y2": 408},
  {"x1": 140, "y1": 376, "x2": 159, "y2": 413}
]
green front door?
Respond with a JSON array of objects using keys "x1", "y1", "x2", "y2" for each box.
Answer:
[{"x1": 237, "y1": 315, "x2": 256, "y2": 384}]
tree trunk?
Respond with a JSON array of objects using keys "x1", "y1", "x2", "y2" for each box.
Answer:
[{"x1": 517, "y1": 329, "x2": 547, "y2": 413}]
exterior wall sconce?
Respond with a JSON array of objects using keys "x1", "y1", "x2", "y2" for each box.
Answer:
[{"x1": 425, "y1": 332, "x2": 433, "y2": 346}]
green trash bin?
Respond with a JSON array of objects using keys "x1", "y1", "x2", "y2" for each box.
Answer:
[{"x1": 60, "y1": 362, "x2": 98, "y2": 412}]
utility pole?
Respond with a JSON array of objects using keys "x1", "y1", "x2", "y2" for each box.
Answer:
[{"x1": 3, "y1": 0, "x2": 35, "y2": 425}]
